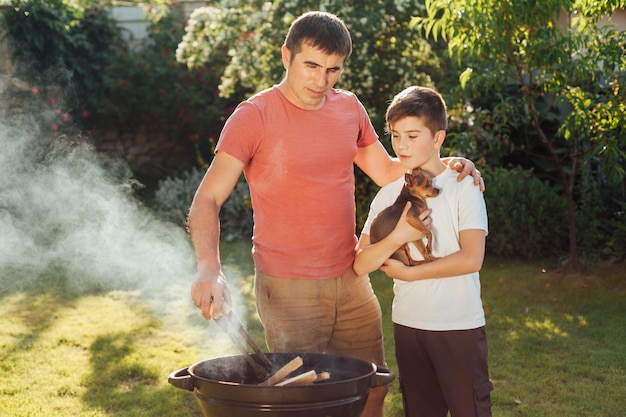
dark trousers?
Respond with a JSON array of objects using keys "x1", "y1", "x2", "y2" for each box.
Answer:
[{"x1": 393, "y1": 324, "x2": 493, "y2": 417}]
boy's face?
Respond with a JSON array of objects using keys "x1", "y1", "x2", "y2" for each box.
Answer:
[
  {"x1": 390, "y1": 116, "x2": 443, "y2": 170},
  {"x1": 281, "y1": 42, "x2": 345, "y2": 110}
]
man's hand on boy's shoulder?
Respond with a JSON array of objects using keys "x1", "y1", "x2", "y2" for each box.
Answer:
[{"x1": 444, "y1": 157, "x2": 485, "y2": 192}]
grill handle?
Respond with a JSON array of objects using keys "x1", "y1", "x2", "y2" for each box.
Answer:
[
  {"x1": 370, "y1": 365, "x2": 395, "y2": 387},
  {"x1": 168, "y1": 367, "x2": 195, "y2": 391}
]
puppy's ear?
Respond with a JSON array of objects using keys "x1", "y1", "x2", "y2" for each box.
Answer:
[
  {"x1": 405, "y1": 173, "x2": 417, "y2": 189},
  {"x1": 414, "y1": 170, "x2": 429, "y2": 186}
]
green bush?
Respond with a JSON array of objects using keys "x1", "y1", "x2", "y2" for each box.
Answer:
[
  {"x1": 1, "y1": 0, "x2": 128, "y2": 134},
  {"x1": 1, "y1": 1, "x2": 237, "y2": 172},
  {"x1": 153, "y1": 167, "x2": 204, "y2": 226},
  {"x1": 94, "y1": 6, "x2": 238, "y2": 152},
  {"x1": 483, "y1": 166, "x2": 568, "y2": 260},
  {"x1": 575, "y1": 176, "x2": 626, "y2": 263},
  {"x1": 598, "y1": 199, "x2": 626, "y2": 263},
  {"x1": 153, "y1": 168, "x2": 252, "y2": 241}
]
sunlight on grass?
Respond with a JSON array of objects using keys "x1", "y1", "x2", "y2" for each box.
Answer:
[
  {"x1": 481, "y1": 260, "x2": 626, "y2": 417},
  {"x1": 0, "y1": 287, "x2": 210, "y2": 417},
  {"x1": 564, "y1": 313, "x2": 588, "y2": 327},
  {"x1": 524, "y1": 318, "x2": 569, "y2": 339}
]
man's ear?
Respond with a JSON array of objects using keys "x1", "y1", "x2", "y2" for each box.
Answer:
[{"x1": 281, "y1": 45, "x2": 291, "y2": 69}]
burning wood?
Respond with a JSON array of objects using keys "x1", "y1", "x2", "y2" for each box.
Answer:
[
  {"x1": 260, "y1": 356, "x2": 304, "y2": 386},
  {"x1": 259, "y1": 355, "x2": 331, "y2": 386},
  {"x1": 315, "y1": 371, "x2": 331, "y2": 382},
  {"x1": 275, "y1": 369, "x2": 318, "y2": 386}
]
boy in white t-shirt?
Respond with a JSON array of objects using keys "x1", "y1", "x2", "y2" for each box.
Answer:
[{"x1": 354, "y1": 86, "x2": 493, "y2": 417}]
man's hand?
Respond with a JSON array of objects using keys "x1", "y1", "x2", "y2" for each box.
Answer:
[
  {"x1": 444, "y1": 157, "x2": 485, "y2": 191},
  {"x1": 191, "y1": 270, "x2": 232, "y2": 320}
]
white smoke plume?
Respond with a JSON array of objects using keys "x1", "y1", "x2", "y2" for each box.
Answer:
[{"x1": 0, "y1": 109, "x2": 197, "y2": 298}]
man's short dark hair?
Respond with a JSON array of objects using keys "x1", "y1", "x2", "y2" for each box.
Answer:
[{"x1": 284, "y1": 11, "x2": 352, "y2": 62}]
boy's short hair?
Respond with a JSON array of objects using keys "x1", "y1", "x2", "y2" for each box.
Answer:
[
  {"x1": 284, "y1": 11, "x2": 352, "y2": 62},
  {"x1": 386, "y1": 86, "x2": 448, "y2": 135}
]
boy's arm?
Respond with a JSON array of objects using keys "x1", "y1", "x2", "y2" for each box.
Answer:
[
  {"x1": 380, "y1": 229, "x2": 486, "y2": 281},
  {"x1": 353, "y1": 203, "x2": 430, "y2": 276}
]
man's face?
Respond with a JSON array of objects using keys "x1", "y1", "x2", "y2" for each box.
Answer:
[{"x1": 280, "y1": 42, "x2": 345, "y2": 110}]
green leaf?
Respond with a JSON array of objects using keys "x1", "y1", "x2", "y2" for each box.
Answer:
[{"x1": 459, "y1": 67, "x2": 473, "y2": 89}]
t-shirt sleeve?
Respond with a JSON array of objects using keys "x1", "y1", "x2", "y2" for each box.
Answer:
[
  {"x1": 459, "y1": 179, "x2": 489, "y2": 236},
  {"x1": 215, "y1": 101, "x2": 262, "y2": 164},
  {"x1": 355, "y1": 97, "x2": 379, "y2": 148}
]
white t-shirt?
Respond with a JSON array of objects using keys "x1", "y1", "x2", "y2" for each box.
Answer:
[{"x1": 362, "y1": 166, "x2": 488, "y2": 331}]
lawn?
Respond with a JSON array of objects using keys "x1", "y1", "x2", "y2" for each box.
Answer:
[{"x1": 1, "y1": 240, "x2": 624, "y2": 417}]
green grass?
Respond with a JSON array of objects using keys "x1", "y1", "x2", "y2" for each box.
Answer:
[
  {"x1": 371, "y1": 258, "x2": 626, "y2": 417},
  {"x1": 1, "y1": 242, "x2": 624, "y2": 417}
]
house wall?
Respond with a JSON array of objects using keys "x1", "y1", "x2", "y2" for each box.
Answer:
[
  {"x1": 600, "y1": 8, "x2": 626, "y2": 29},
  {"x1": 556, "y1": 8, "x2": 626, "y2": 31},
  {"x1": 109, "y1": 6, "x2": 148, "y2": 50},
  {"x1": 175, "y1": 0, "x2": 211, "y2": 19},
  {"x1": 110, "y1": 1, "x2": 212, "y2": 47}
]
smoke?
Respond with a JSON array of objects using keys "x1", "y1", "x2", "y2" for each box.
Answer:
[
  {"x1": 0, "y1": 109, "x2": 197, "y2": 300},
  {"x1": 0, "y1": 96, "x2": 255, "y2": 361}
]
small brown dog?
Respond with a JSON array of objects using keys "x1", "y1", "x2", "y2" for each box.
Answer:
[{"x1": 369, "y1": 168, "x2": 440, "y2": 266}]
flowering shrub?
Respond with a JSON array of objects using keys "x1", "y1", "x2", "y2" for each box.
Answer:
[
  {"x1": 176, "y1": 0, "x2": 441, "y2": 135},
  {"x1": 175, "y1": 0, "x2": 445, "y2": 230},
  {"x1": 2, "y1": 1, "x2": 125, "y2": 135},
  {"x1": 26, "y1": 86, "x2": 74, "y2": 135}
]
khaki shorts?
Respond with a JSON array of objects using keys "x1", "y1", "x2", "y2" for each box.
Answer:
[{"x1": 254, "y1": 268, "x2": 385, "y2": 366}]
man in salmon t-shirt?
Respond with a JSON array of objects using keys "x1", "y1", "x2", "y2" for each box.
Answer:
[{"x1": 187, "y1": 11, "x2": 482, "y2": 417}]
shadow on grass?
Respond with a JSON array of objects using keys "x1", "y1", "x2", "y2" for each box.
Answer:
[
  {"x1": 0, "y1": 272, "x2": 203, "y2": 417},
  {"x1": 0, "y1": 275, "x2": 79, "y2": 361},
  {"x1": 81, "y1": 330, "x2": 203, "y2": 417}
]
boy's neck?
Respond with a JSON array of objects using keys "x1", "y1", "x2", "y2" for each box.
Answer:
[{"x1": 417, "y1": 159, "x2": 447, "y2": 178}]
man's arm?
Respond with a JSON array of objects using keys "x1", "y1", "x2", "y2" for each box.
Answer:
[
  {"x1": 354, "y1": 141, "x2": 405, "y2": 187},
  {"x1": 187, "y1": 151, "x2": 244, "y2": 320},
  {"x1": 355, "y1": 141, "x2": 484, "y2": 189},
  {"x1": 442, "y1": 157, "x2": 485, "y2": 191}
]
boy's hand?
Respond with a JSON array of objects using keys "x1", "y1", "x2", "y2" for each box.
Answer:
[
  {"x1": 390, "y1": 203, "x2": 432, "y2": 246},
  {"x1": 380, "y1": 258, "x2": 409, "y2": 280}
]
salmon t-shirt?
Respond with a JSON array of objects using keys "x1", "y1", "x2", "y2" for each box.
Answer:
[{"x1": 216, "y1": 86, "x2": 379, "y2": 279}]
